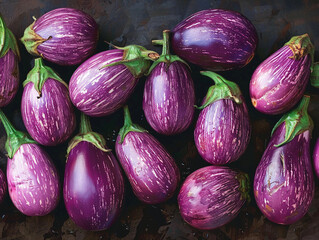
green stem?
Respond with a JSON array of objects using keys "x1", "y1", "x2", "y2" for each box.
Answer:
[
  {"x1": 0, "y1": 110, "x2": 16, "y2": 137},
  {"x1": 235, "y1": 172, "x2": 251, "y2": 203},
  {"x1": 0, "y1": 15, "x2": 20, "y2": 58},
  {"x1": 310, "y1": 62, "x2": 319, "y2": 88},
  {"x1": 79, "y1": 113, "x2": 92, "y2": 135}
]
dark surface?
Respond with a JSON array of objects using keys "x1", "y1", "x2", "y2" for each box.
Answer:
[{"x1": 0, "y1": 0, "x2": 319, "y2": 239}]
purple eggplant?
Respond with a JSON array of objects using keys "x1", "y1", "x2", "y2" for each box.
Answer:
[
  {"x1": 64, "y1": 114, "x2": 125, "y2": 231},
  {"x1": 194, "y1": 71, "x2": 251, "y2": 165},
  {"x1": 0, "y1": 15, "x2": 20, "y2": 107},
  {"x1": 143, "y1": 30, "x2": 195, "y2": 135},
  {"x1": 21, "y1": 58, "x2": 76, "y2": 146},
  {"x1": 0, "y1": 168, "x2": 6, "y2": 204},
  {"x1": 254, "y1": 96, "x2": 314, "y2": 225},
  {"x1": 250, "y1": 34, "x2": 314, "y2": 115},
  {"x1": 171, "y1": 9, "x2": 258, "y2": 71},
  {"x1": 178, "y1": 165, "x2": 250, "y2": 230},
  {"x1": 115, "y1": 106, "x2": 180, "y2": 204},
  {"x1": 0, "y1": 110, "x2": 60, "y2": 216},
  {"x1": 69, "y1": 45, "x2": 159, "y2": 117},
  {"x1": 313, "y1": 138, "x2": 319, "y2": 178},
  {"x1": 20, "y1": 8, "x2": 98, "y2": 66}
]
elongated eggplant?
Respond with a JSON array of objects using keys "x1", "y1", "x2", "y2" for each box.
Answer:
[
  {"x1": 178, "y1": 165, "x2": 250, "y2": 230},
  {"x1": 0, "y1": 15, "x2": 20, "y2": 107},
  {"x1": 314, "y1": 138, "x2": 319, "y2": 178},
  {"x1": 0, "y1": 110, "x2": 60, "y2": 216},
  {"x1": 254, "y1": 96, "x2": 314, "y2": 224},
  {"x1": 250, "y1": 34, "x2": 314, "y2": 115},
  {"x1": 171, "y1": 9, "x2": 258, "y2": 71},
  {"x1": 64, "y1": 114, "x2": 125, "y2": 231},
  {"x1": 0, "y1": 168, "x2": 6, "y2": 204},
  {"x1": 143, "y1": 30, "x2": 195, "y2": 135},
  {"x1": 115, "y1": 106, "x2": 180, "y2": 204},
  {"x1": 20, "y1": 8, "x2": 98, "y2": 65},
  {"x1": 194, "y1": 71, "x2": 251, "y2": 165},
  {"x1": 21, "y1": 58, "x2": 76, "y2": 146},
  {"x1": 69, "y1": 45, "x2": 159, "y2": 117}
]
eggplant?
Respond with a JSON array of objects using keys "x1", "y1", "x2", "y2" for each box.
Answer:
[
  {"x1": 115, "y1": 106, "x2": 180, "y2": 204},
  {"x1": 0, "y1": 110, "x2": 60, "y2": 216},
  {"x1": 0, "y1": 168, "x2": 6, "y2": 204},
  {"x1": 143, "y1": 30, "x2": 195, "y2": 135},
  {"x1": 314, "y1": 138, "x2": 319, "y2": 178},
  {"x1": 0, "y1": 15, "x2": 20, "y2": 107},
  {"x1": 250, "y1": 34, "x2": 314, "y2": 115},
  {"x1": 64, "y1": 114, "x2": 125, "y2": 231},
  {"x1": 178, "y1": 165, "x2": 250, "y2": 230},
  {"x1": 194, "y1": 71, "x2": 251, "y2": 165},
  {"x1": 69, "y1": 45, "x2": 159, "y2": 117},
  {"x1": 171, "y1": 9, "x2": 258, "y2": 71},
  {"x1": 254, "y1": 96, "x2": 314, "y2": 225},
  {"x1": 20, "y1": 8, "x2": 98, "y2": 66},
  {"x1": 21, "y1": 58, "x2": 76, "y2": 146}
]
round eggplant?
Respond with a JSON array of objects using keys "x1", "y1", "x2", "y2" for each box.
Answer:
[
  {"x1": 20, "y1": 8, "x2": 98, "y2": 65},
  {"x1": 21, "y1": 58, "x2": 76, "y2": 146},
  {"x1": 254, "y1": 96, "x2": 314, "y2": 225},
  {"x1": 313, "y1": 138, "x2": 319, "y2": 178},
  {"x1": 69, "y1": 45, "x2": 159, "y2": 117},
  {"x1": 0, "y1": 15, "x2": 20, "y2": 107},
  {"x1": 250, "y1": 34, "x2": 313, "y2": 115},
  {"x1": 194, "y1": 71, "x2": 251, "y2": 165},
  {"x1": 171, "y1": 9, "x2": 258, "y2": 71},
  {"x1": 64, "y1": 114, "x2": 125, "y2": 231},
  {"x1": 143, "y1": 30, "x2": 195, "y2": 135},
  {"x1": 0, "y1": 110, "x2": 60, "y2": 216},
  {"x1": 0, "y1": 168, "x2": 6, "y2": 204},
  {"x1": 178, "y1": 165, "x2": 250, "y2": 230},
  {"x1": 115, "y1": 106, "x2": 180, "y2": 204}
]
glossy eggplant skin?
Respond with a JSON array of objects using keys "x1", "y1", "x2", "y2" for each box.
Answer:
[
  {"x1": 21, "y1": 8, "x2": 98, "y2": 66},
  {"x1": 0, "y1": 168, "x2": 6, "y2": 204},
  {"x1": 0, "y1": 50, "x2": 19, "y2": 107},
  {"x1": 314, "y1": 138, "x2": 319, "y2": 178},
  {"x1": 250, "y1": 45, "x2": 311, "y2": 115},
  {"x1": 143, "y1": 61, "x2": 195, "y2": 135},
  {"x1": 69, "y1": 50, "x2": 137, "y2": 117},
  {"x1": 21, "y1": 78, "x2": 76, "y2": 146},
  {"x1": 178, "y1": 166, "x2": 248, "y2": 230},
  {"x1": 194, "y1": 98, "x2": 251, "y2": 165},
  {"x1": 254, "y1": 124, "x2": 314, "y2": 225},
  {"x1": 64, "y1": 141, "x2": 125, "y2": 231},
  {"x1": 171, "y1": 9, "x2": 258, "y2": 71},
  {"x1": 115, "y1": 132, "x2": 180, "y2": 204},
  {"x1": 7, "y1": 143, "x2": 60, "y2": 216}
]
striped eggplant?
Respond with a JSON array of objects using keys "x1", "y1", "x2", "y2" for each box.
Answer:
[
  {"x1": 194, "y1": 71, "x2": 251, "y2": 165},
  {"x1": 20, "y1": 8, "x2": 98, "y2": 66},
  {"x1": 69, "y1": 45, "x2": 159, "y2": 117},
  {"x1": 21, "y1": 58, "x2": 76, "y2": 146},
  {"x1": 250, "y1": 34, "x2": 314, "y2": 115},
  {"x1": 143, "y1": 30, "x2": 195, "y2": 135},
  {"x1": 254, "y1": 96, "x2": 314, "y2": 225},
  {"x1": 0, "y1": 168, "x2": 6, "y2": 204},
  {"x1": 0, "y1": 15, "x2": 20, "y2": 107},
  {"x1": 0, "y1": 110, "x2": 60, "y2": 216},
  {"x1": 171, "y1": 9, "x2": 258, "y2": 71},
  {"x1": 64, "y1": 114, "x2": 124, "y2": 231},
  {"x1": 178, "y1": 165, "x2": 250, "y2": 230},
  {"x1": 313, "y1": 138, "x2": 319, "y2": 178},
  {"x1": 115, "y1": 106, "x2": 180, "y2": 204}
]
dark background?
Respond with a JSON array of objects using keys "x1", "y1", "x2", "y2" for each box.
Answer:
[{"x1": 0, "y1": 0, "x2": 319, "y2": 239}]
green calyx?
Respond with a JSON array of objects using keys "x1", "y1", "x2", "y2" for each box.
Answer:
[
  {"x1": 20, "y1": 17, "x2": 51, "y2": 56},
  {"x1": 0, "y1": 14, "x2": 20, "y2": 58},
  {"x1": 118, "y1": 105, "x2": 147, "y2": 144},
  {"x1": 100, "y1": 43, "x2": 160, "y2": 78},
  {"x1": 284, "y1": 33, "x2": 315, "y2": 71},
  {"x1": 23, "y1": 58, "x2": 67, "y2": 97},
  {"x1": 235, "y1": 172, "x2": 251, "y2": 203},
  {"x1": 310, "y1": 62, "x2": 319, "y2": 88},
  {"x1": 67, "y1": 113, "x2": 111, "y2": 156},
  {"x1": 146, "y1": 30, "x2": 190, "y2": 75},
  {"x1": 271, "y1": 95, "x2": 313, "y2": 148},
  {"x1": 196, "y1": 71, "x2": 242, "y2": 110},
  {"x1": 0, "y1": 109, "x2": 37, "y2": 159}
]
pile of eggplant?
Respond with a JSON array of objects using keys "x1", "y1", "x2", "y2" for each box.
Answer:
[{"x1": 0, "y1": 7, "x2": 318, "y2": 232}]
